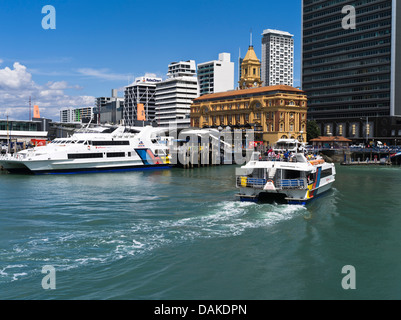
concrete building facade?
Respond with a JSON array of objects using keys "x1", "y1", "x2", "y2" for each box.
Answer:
[
  {"x1": 155, "y1": 60, "x2": 199, "y2": 128},
  {"x1": 197, "y1": 53, "x2": 234, "y2": 96}
]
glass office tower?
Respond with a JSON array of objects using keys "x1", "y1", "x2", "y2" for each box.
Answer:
[{"x1": 302, "y1": 0, "x2": 401, "y2": 143}]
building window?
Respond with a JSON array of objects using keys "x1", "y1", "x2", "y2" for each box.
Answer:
[{"x1": 326, "y1": 125, "x2": 331, "y2": 135}]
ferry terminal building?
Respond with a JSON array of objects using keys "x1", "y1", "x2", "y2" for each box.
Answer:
[{"x1": 190, "y1": 45, "x2": 307, "y2": 146}]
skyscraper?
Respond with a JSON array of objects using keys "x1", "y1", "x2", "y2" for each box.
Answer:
[
  {"x1": 124, "y1": 75, "x2": 161, "y2": 126},
  {"x1": 197, "y1": 53, "x2": 234, "y2": 96},
  {"x1": 302, "y1": 0, "x2": 401, "y2": 143},
  {"x1": 155, "y1": 60, "x2": 199, "y2": 128},
  {"x1": 261, "y1": 29, "x2": 294, "y2": 87}
]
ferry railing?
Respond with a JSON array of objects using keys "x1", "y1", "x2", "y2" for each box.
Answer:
[
  {"x1": 236, "y1": 176, "x2": 307, "y2": 190},
  {"x1": 236, "y1": 176, "x2": 266, "y2": 189},
  {"x1": 275, "y1": 179, "x2": 306, "y2": 190}
]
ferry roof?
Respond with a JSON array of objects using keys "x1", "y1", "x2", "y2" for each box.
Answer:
[{"x1": 310, "y1": 136, "x2": 351, "y2": 142}]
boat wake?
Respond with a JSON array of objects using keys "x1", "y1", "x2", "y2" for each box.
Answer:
[{"x1": 0, "y1": 201, "x2": 306, "y2": 285}]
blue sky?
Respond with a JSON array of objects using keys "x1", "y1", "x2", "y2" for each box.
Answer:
[{"x1": 0, "y1": 0, "x2": 302, "y2": 120}]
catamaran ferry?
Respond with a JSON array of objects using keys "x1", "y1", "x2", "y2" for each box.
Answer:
[
  {"x1": 236, "y1": 140, "x2": 336, "y2": 205},
  {"x1": 0, "y1": 125, "x2": 172, "y2": 174}
]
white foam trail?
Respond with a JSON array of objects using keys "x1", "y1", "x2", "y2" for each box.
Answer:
[{"x1": 0, "y1": 201, "x2": 307, "y2": 283}]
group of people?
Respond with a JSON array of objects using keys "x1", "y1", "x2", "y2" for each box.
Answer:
[
  {"x1": 262, "y1": 148, "x2": 319, "y2": 162},
  {"x1": 263, "y1": 148, "x2": 294, "y2": 161}
]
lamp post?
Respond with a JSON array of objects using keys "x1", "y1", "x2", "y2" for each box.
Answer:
[{"x1": 6, "y1": 113, "x2": 10, "y2": 154}]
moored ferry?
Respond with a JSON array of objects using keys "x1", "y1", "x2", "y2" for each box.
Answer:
[
  {"x1": 236, "y1": 140, "x2": 336, "y2": 205},
  {"x1": 0, "y1": 125, "x2": 172, "y2": 174}
]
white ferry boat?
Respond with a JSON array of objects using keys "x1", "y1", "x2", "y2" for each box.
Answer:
[
  {"x1": 0, "y1": 125, "x2": 172, "y2": 174},
  {"x1": 236, "y1": 140, "x2": 336, "y2": 205}
]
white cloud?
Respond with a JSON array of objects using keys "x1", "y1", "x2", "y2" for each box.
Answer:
[
  {"x1": 0, "y1": 62, "x2": 95, "y2": 120},
  {"x1": 0, "y1": 59, "x2": 3, "y2": 65},
  {"x1": 0, "y1": 62, "x2": 36, "y2": 90},
  {"x1": 77, "y1": 67, "x2": 132, "y2": 81}
]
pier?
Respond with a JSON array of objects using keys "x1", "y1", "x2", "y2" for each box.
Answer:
[{"x1": 314, "y1": 147, "x2": 399, "y2": 166}]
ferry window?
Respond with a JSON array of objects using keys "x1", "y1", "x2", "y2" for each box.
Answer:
[
  {"x1": 106, "y1": 152, "x2": 125, "y2": 158},
  {"x1": 321, "y1": 168, "x2": 332, "y2": 178},
  {"x1": 284, "y1": 170, "x2": 301, "y2": 179},
  {"x1": 128, "y1": 152, "x2": 131, "y2": 157},
  {"x1": 68, "y1": 153, "x2": 103, "y2": 159},
  {"x1": 92, "y1": 141, "x2": 130, "y2": 146}
]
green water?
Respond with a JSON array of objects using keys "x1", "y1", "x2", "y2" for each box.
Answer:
[{"x1": 0, "y1": 164, "x2": 400, "y2": 299}]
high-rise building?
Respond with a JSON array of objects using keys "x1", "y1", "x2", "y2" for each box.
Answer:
[
  {"x1": 197, "y1": 53, "x2": 234, "y2": 96},
  {"x1": 60, "y1": 107, "x2": 94, "y2": 123},
  {"x1": 124, "y1": 75, "x2": 161, "y2": 126},
  {"x1": 155, "y1": 60, "x2": 199, "y2": 128},
  {"x1": 261, "y1": 29, "x2": 294, "y2": 87},
  {"x1": 302, "y1": 0, "x2": 401, "y2": 143},
  {"x1": 60, "y1": 108, "x2": 75, "y2": 123},
  {"x1": 96, "y1": 90, "x2": 124, "y2": 124}
]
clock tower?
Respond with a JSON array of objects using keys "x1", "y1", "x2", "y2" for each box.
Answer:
[{"x1": 239, "y1": 45, "x2": 263, "y2": 89}]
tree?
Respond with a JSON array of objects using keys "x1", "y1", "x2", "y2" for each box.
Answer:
[{"x1": 307, "y1": 120, "x2": 321, "y2": 142}]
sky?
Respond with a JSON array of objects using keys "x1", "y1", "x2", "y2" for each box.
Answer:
[{"x1": 0, "y1": 0, "x2": 302, "y2": 121}]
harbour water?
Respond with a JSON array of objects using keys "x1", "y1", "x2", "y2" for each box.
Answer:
[{"x1": 1, "y1": 164, "x2": 401, "y2": 300}]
